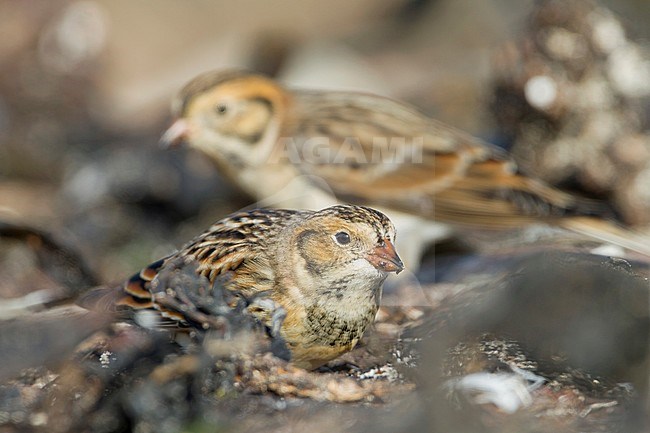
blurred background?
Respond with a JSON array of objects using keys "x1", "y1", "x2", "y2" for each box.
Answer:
[
  {"x1": 1, "y1": 0, "x2": 650, "y2": 290},
  {"x1": 2, "y1": 2, "x2": 650, "y2": 431}
]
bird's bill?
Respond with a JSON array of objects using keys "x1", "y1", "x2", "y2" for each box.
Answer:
[
  {"x1": 159, "y1": 119, "x2": 190, "y2": 148},
  {"x1": 366, "y1": 239, "x2": 404, "y2": 274}
]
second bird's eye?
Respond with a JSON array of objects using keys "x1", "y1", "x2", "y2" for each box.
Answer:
[
  {"x1": 334, "y1": 231, "x2": 351, "y2": 245},
  {"x1": 215, "y1": 103, "x2": 228, "y2": 115}
]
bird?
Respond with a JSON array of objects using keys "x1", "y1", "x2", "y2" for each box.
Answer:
[
  {"x1": 78, "y1": 205, "x2": 403, "y2": 370},
  {"x1": 159, "y1": 69, "x2": 650, "y2": 267}
]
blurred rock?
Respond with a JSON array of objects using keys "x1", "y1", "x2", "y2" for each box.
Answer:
[
  {"x1": 0, "y1": 305, "x2": 112, "y2": 382},
  {"x1": 399, "y1": 250, "x2": 650, "y2": 432},
  {"x1": 0, "y1": 220, "x2": 98, "y2": 302},
  {"x1": 491, "y1": 0, "x2": 650, "y2": 225}
]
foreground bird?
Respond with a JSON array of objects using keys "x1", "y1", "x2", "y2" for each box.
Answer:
[
  {"x1": 79, "y1": 205, "x2": 403, "y2": 369},
  {"x1": 161, "y1": 69, "x2": 650, "y2": 265}
]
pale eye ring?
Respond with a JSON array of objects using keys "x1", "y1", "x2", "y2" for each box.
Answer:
[
  {"x1": 334, "y1": 231, "x2": 351, "y2": 245},
  {"x1": 215, "y1": 103, "x2": 228, "y2": 115}
]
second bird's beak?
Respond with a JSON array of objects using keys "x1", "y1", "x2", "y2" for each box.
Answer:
[
  {"x1": 159, "y1": 119, "x2": 190, "y2": 148},
  {"x1": 366, "y1": 239, "x2": 404, "y2": 274}
]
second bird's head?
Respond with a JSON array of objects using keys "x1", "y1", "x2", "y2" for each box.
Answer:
[{"x1": 160, "y1": 70, "x2": 287, "y2": 170}]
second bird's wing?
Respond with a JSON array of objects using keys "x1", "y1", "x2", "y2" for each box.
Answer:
[{"x1": 292, "y1": 91, "x2": 605, "y2": 228}]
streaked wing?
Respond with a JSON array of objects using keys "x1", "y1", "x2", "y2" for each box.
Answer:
[
  {"x1": 77, "y1": 209, "x2": 297, "y2": 328},
  {"x1": 292, "y1": 91, "x2": 602, "y2": 227}
]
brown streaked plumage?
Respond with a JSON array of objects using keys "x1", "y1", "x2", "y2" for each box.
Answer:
[
  {"x1": 78, "y1": 205, "x2": 403, "y2": 370},
  {"x1": 161, "y1": 69, "x2": 650, "y2": 261}
]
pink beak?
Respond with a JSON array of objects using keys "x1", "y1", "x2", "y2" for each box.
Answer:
[
  {"x1": 366, "y1": 239, "x2": 403, "y2": 274},
  {"x1": 159, "y1": 119, "x2": 190, "y2": 148}
]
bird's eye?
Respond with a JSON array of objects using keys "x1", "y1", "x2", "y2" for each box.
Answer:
[
  {"x1": 215, "y1": 103, "x2": 228, "y2": 115},
  {"x1": 334, "y1": 231, "x2": 351, "y2": 245}
]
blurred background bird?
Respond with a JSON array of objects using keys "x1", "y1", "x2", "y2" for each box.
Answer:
[{"x1": 159, "y1": 69, "x2": 650, "y2": 269}]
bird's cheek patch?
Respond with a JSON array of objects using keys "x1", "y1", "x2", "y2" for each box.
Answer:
[{"x1": 229, "y1": 103, "x2": 272, "y2": 144}]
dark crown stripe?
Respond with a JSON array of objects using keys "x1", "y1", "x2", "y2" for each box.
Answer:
[{"x1": 176, "y1": 69, "x2": 256, "y2": 115}]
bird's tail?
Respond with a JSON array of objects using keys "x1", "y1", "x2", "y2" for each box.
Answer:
[{"x1": 558, "y1": 216, "x2": 650, "y2": 257}]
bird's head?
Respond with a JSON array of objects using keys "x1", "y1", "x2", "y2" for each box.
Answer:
[
  {"x1": 290, "y1": 205, "x2": 403, "y2": 293},
  {"x1": 160, "y1": 70, "x2": 288, "y2": 171}
]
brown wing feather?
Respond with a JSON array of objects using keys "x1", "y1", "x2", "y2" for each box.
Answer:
[
  {"x1": 77, "y1": 257, "x2": 168, "y2": 317},
  {"x1": 77, "y1": 209, "x2": 298, "y2": 328},
  {"x1": 292, "y1": 91, "x2": 606, "y2": 227}
]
